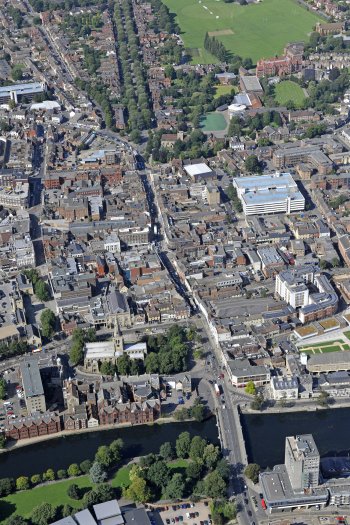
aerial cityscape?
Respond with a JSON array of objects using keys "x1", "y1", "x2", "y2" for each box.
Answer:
[{"x1": 2, "y1": 0, "x2": 350, "y2": 524}]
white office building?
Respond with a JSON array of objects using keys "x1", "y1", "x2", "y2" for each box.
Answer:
[{"x1": 232, "y1": 173, "x2": 305, "y2": 216}]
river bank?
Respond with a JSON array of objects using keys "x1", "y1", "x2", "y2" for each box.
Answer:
[
  {"x1": 0, "y1": 417, "x2": 219, "y2": 479},
  {"x1": 240, "y1": 397, "x2": 350, "y2": 415}
]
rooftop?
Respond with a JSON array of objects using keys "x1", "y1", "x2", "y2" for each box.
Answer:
[
  {"x1": 20, "y1": 357, "x2": 44, "y2": 398},
  {"x1": 184, "y1": 163, "x2": 213, "y2": 177}
]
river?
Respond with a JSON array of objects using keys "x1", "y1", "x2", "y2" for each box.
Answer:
[
  {"x1": 241, "y1": 407, "x2": 350, "y2": 469},
  {"x1": 0, "y1": 419, "x2": 218, "y2": 479}
]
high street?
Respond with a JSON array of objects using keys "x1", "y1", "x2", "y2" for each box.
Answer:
[{"x1": 142, "y1": 170, "x2": 258, "y2": 525}]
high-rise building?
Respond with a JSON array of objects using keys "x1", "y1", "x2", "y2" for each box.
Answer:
[{"x1": 285, "y1": 434, "x2": 320, "y2": 490}]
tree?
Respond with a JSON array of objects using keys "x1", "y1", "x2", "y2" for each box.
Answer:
[
  {"x1": 100, "y1": 361, "x2": 115, "y2": 376},
  {"x1": 245, "y1": 380, "x2": 256, "y2": 395},
  {"x1": 67, "y1": 463, "x2": 81, "y2": 477},
  {"x1": 203, "y1": 444, "x2": 221, "y2": 470},
  {"x1": 109, "y1": 438, "x2": 123, "y2": 464},
  {"x1": 176, "y1": 431, "x2": 191, "y2": 458},
  {"x1": 244, "y1": 463, "x2": 260, "y2": 484},
  {"x1": 70, "y1": 341, "x2": 84, "y2": 366},
  {"x1": 250, "y1": 393, "x2": 264, "y2": 411},
  {"x1": 164, "y1": 473, "x2": 185, "y2": 500},
  {"x1": 31, "y1": 474, "x2": 41, "y2": 486},
  {"x1": 12, "y1": 65, "x2": 23, "y2": 81},
  {"x1": 6, "y1": 516, "x2": 28, "y2": 525},
  {"x1": 35, "y1": 280, "x2": 50, "y2": 302},
  {"x1": 189, "y1": 436, "x2": 207, "y2": 461},
  {"x1": 61, "y1": 504, "x2": 74, "y2": 518},
  {"x1": 147, "y1": 460, "x2": 171, "y2": 488},
  {"x1": 57, "y1": 469, "x2": 67, "y2": 479},
  {"x1": 67, "y1": 483, "x2": 81, "y2": 500},
  {"x1": 0, "y1": 477, "x2": 15, "y2": 496},
  {"x1": 116, "y1": 354, "x2": 131, "y2": 376},
  {"x1": 215, "y1": 458, "x2": 230, "y2": 480},
  {"x1": 319, "y1": 259, "x2": 330, "y2": 270},
  {"x1": 332, "y1": 257, "x2": 340, "y2": 268},
  {"x1": 31, "y1": 503, "x2": 57, "y2": 525},
  {"x1": 42, "y1": 469, "x2": 55, "y2": 482},
  {"x1": 159, "y1": 442, "x2": 174, "y2": 460},
  {"x1": 84, "y1": 484, "x2": 115, "y2": 508},
  {"x1": 186, "y1": 460, "x2": 203, "y2": 480},
  {"x1": 190, "y1": 400, "x2": 206, "y2": 422},
  {"x1": 16, "y1": 476, "x2": 29, "y2": 491},
  {"x1": 80, "y1": 459, "x2": 92, "y2": 474},
  {"x1": 245, "y1": 155, "x2": 262, "y2": 174},
  {"x1": 40, "y1": 309, "x2": 56, "y2": 339},
  {"x1": 95, "y1": 445, "x2": 113, "y2": 468},
  {"x1": 0, "y1": 378, "x2": 6, "y2": 399},
  {"x1": 124, "y1": 466, "x2": 152, "y2": 503},
  {"x1": 204, "y1": 471, "x2": 226, "y2": 498},
  {"x1": 89, "y1": 462, "x2": 107, "y2": 484},
  {"x1": 317, "y1": 390, "x2": 330, "y2": 407}
]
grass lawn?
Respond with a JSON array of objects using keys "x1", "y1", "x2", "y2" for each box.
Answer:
[
  {"x1": 274, "y1": 80, "x2": 306, "y2": 107},
  {"x1": 214, "y1": 85, "x2": 235, "y2": 99},
  {"x1": 200, "y1": 112, "x2": 227, "y2": 131},
  {"x1": 162, "y1": 0, "x2": 321, "y2": 63},
  {"x1": 168, "y1": 459, "x2": 189, "y2": 470},
  {"x1": 343, "y1": 344, "x2": 350, "y2": 350},
  {"x1": 319, "y1": 346, "x2": 343, "y2": 353},
  {"x1": 1, "y1": 467, "x2": 132, "y2": 520},
  {"x1": 344, "y1": 330, "x2": 350, "y2": 340}
]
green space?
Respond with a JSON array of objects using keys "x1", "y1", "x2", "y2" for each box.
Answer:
[
  {"x1": 162, "y1": 0, "x2": 321, "y2": 63},
  {"x1": 274, "y1": 80, "x2": 306, "y2": 107},
  {"x1": 214, "y1": 85, "x2": 235, "y2": 99},
  {"x1": 344, "y1": 330, "x2": 350, "y2": 340},
  {"x1": 1, "y1": 467, "x2": 132, "y2": 520},
  {"x1": 200, "y1": 112, "x2": 227, "y2": 132},
  {"x1": 318, "y1": 346, "x2": 344, "y2": 353}
]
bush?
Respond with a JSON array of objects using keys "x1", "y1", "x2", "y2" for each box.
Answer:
[
  {"x1": 43, "y1": 469, "x2": 55, "y2": 482},
  {"x1": 67, "y1": 483, "x2": 81, "y2": 500},
  {"x1": 57, "y1": 469, "x2": 67, "y2": 479},
  {"x1": 31, "y1": 474, "x2": 41, "y2": 486},
  {"x1": 0, "y1": 477, "x2": 15, "y2": 496},
  {"x1": 16, "y1": 476, "x2": 30, "y2": 491},
  {"x1": 67, "y1": 463, "x2": 81, "y2": 477},
  {"x1": 80, "y1": 459, "x2": 92, "y2": 474}
]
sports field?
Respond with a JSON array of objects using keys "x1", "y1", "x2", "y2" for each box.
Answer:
[
  {"x1": 274, "y1": 80, "x2": 306, "y2": 107},
  {"x1": 200, "y1": 112, "x2": 227, "y2": 131},
  {"x1": 163, "y1": 0, "x2": 321, "y2": 63}
]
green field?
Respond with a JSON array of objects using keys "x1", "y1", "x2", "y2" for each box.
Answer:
[
  {"x1": 200, "y1": 112, "x2": 227, "y2": 131},
  {"x1": 0, "y1": 467, "x2": 131, "y2": 520},
  {"x1": 274, "y1": 80, "x2": 306, "y2": 107},
  {"x1": 214, "y1": 85, "x2": 235, "y2": 99},
  {"x1": 163, "y1": 0, "x2": 321, "y2": 63}
]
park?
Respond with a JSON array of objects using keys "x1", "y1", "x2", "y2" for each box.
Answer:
[{"x1": 162, "y1": 0, "x2": 321, "y2": 63}]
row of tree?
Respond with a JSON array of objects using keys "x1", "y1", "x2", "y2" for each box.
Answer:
[
  {"x1": 204, "y1": 33, "x2": 228, "y2": 63},
  {"x1": 114, "y1": 0, "x2": 154, "y2": 137}
]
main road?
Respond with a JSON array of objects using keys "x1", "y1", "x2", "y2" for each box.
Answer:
[{"x1": 140, "y1": 169, "x2": 258, "y2": 525}]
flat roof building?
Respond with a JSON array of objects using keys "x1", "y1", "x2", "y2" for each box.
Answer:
[
  {"x1": 0, "y1": 82, "x2": 46, "y2": 104},
  {"x1": 227, "y1": 358, "x2": 270, "y2": 387},
  {"x1": 285, "y1": 434, "x2": 320, "y2": 490},
  {"x1": 20, "y1": 356, "x2": 46, "y2": 414},
  {"x1": 307, "y1": 351, "x2": 350, "y2": 374},
  {"x1": 233, "y1": 173, "x2": 305, "y2": 216}
]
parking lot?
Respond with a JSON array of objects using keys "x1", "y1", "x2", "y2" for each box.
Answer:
[
  {"x1": 149, "y1": 501, "x2": 212, "y2": 525},
  {"x1": 0, "y1": 368, "x2": 26, "y2": 430}
]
